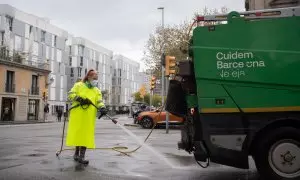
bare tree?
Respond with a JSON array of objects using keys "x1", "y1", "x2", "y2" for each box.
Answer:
[
  {"x1": 142, "y1": 21, "x2": 192, "y2": 77},
  {"x1": 142, "y1": 7, "x2": 229, "y2": 76}
]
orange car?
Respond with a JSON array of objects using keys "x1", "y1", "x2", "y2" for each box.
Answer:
[{"x1": 136, "y1": 110, "x2": 184, "y2": 129}]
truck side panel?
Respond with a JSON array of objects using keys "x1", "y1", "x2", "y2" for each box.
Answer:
[
  {"x1": 193, "y1": 16, "x2": 300, "y2": 88},
  {"x1": 198, "y1": 81, "x2": 300, "y2": 113}
]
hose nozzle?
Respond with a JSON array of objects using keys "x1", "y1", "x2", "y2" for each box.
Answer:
[{"x1": 111, "y1": 119, "x2": 118, "y2": 124}]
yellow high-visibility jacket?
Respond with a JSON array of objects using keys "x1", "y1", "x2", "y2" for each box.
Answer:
[{"x1": 66, "y1": 81, "x2": 105, "y2": 149}]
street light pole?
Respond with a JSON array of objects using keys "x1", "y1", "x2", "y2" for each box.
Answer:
[
  {"x1": 150, "y1": 72, "x2": 152, "y2": 109},
  {"x1": 158, "y1": 7, "x2": 164, "y2": 108},
  {"x1": 158, "y1": 7, "x2": 169, "y2": 134}
]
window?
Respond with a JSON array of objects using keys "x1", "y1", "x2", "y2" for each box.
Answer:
[
  {"x1": 69, "y1": 45, "x2": 71, "y2": 55},
  {"x1": 54, "y1": 35, "x2": 57, "y2": 47},
  {"x1": 96, "y1": 61, "x2": 99, "y2": 70},
  {"x1": 5, "y1": 71, "x2": 15, "y2": 93},
  {"x1": 31, "y1": 75, "x2": 39, "y2": 95},
  {"x1": 70, "y1": 68, "x2": 74, "y2": 77},
  {"x1": 1, "y1": 32, "x2": 4, "y2": 46},
  {"x1": 80, "y1": 56, "x2": 83, "y2": 66},
  {"x1": 69, "y1": 57, "x2": 72, "y2": 66},
  {"x1": 29, "y1": 26, "x2": 33, "y2": 35},
  {"x1": 6, "y1": 16, "x2": 13, "y2": 31},
  {"x1": 41, "y1": 31, "x2": 46, "y2": 42},
  {"x1": 58, "y1": 62, "x2": 61, "y2": 73},
  {"x1": 85, "y1": 68, "x2": 87, "y2": 75},
  {"x1": 78, "y1": 67, "x2": 82, "y2": 77}
]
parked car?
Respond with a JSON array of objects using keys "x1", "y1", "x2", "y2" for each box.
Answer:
[{"x1": 136, "y1": 110, "x2": 184, "y2": 129}]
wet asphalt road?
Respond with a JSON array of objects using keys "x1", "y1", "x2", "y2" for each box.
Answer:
[{"x1": 0, "y1": 116, "x2": 260, "y2": 180}]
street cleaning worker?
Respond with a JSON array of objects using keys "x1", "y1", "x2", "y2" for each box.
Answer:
[{"x1": 65, "y1": 69, "x2": 108, "y2": 165}]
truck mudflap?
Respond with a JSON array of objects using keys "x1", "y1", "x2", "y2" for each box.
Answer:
[{"x1": 165, "y1": 79, "x2": 188, "y2": 117}]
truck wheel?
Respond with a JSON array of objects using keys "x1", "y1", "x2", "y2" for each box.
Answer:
[
  {"x1": 142, "y1": 117, "x2": 154, "y2": 129},
  {"x1": 253, "y1": 127, "x2": 300, "y2": 180}
]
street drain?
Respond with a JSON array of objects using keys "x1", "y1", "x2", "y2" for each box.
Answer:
[{"x1": 25, "y1": 153, "x2": 46, "y2": 157}]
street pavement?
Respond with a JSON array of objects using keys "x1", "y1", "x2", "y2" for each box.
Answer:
[{"x1": 0, "y1": 115, "x2": 260, "y2": 180}]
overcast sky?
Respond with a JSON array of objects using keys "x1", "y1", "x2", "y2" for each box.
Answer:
[{"x1": 1, "y1": 0, "x2": 245, "y2": 70}]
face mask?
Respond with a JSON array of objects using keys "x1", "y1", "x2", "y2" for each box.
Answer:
[{"x1": 91, "y1": 80, "x2": 98, "y2": 87}]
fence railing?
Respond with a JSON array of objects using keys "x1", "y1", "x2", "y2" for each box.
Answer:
[
  {"x1": 5, "y1": 83, "x2": 15, "y2": 93},
  {"x1": 31, "y1": 86, "x2": 39, "y2": 95},
  {"x1": 0, "y1": 47, "x2": 50, "y2": 70}
]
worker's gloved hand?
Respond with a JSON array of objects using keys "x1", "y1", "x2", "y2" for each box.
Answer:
[
  {"x1": 75, "y1": 96, "x2": 85, "y2": 104},
  {"x1": 99, "y1": 107, "x2": 108, "y2": 115},
  {"x1": 82, "y1": 98, "x2": 92, "y2": 105},
  {"x1": 75, "y1": 96, "x2": 92, "y2": 106}
]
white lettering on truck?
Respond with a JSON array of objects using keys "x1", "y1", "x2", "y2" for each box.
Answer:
[
  {"x1": 216, "y1": 52, "x2": 254, "y2": 60},
  {"x1": 216, "y1": 51, "x2": 265, "y2": 78}
]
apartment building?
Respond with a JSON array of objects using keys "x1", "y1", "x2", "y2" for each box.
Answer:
[
  {"x1": 245, "y1": 0, "x2": 300, "y2": 10},
  {"x1": 65, "y1": 36, "x2": 114, "y2": 105},
  {"x1": 0, "y1": 4, "x2": 69, "y2": 119},
  {"x1": 112, "y1": 55, "x2": 140, "y2": 108}
]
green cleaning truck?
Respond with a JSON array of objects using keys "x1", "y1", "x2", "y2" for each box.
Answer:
[{"x1": 165, "y1": 6, "x2": 300, "y2": 180}]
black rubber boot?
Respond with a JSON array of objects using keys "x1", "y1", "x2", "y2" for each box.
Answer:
[
  {"x1": 73, "y1": 146, "x2": 80, "y2": 161},
  {"x1": 78, "y1": 146, "x2": 89, "y2": 165}
]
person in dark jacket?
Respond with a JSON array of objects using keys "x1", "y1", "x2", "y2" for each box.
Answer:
[{"x1": 57, "y1": 108, "x2": 62, "y2": 122}]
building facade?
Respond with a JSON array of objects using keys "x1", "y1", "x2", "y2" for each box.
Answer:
[
  {"x1": 0, "y1": 53, "x2": 50, "y2": 121},
  {"x1": 65, "y1": 36, "x2": 114, "y2": 105},
  {"x1": 245, "y1": 0, "x2": 300, "y2": 10},
  {"x1": 112, "y1": 55, "x2": 140, "y2": 108},
  {"x1": 0, "y1": 4, "x2": 69, "y2": 119}
]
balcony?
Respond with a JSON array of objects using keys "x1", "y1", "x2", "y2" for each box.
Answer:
[
  {"x1": 5, "y1": 83, "x2": 15, "y2": 93},
  {"x1": 0, "y1": 48, "x2": 50, "y2": 72},
  {"x1": 31, "y1": 86, "x2": 39, "y2": 95}
]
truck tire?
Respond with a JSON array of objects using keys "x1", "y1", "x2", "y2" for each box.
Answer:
[{"x1": 253, "y1": 127, "x2": 300, "y2": 180}]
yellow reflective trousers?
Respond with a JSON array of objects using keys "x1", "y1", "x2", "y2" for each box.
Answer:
[{"x1": 66, "y1": 82, "x2": 105, "y2": 149}]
